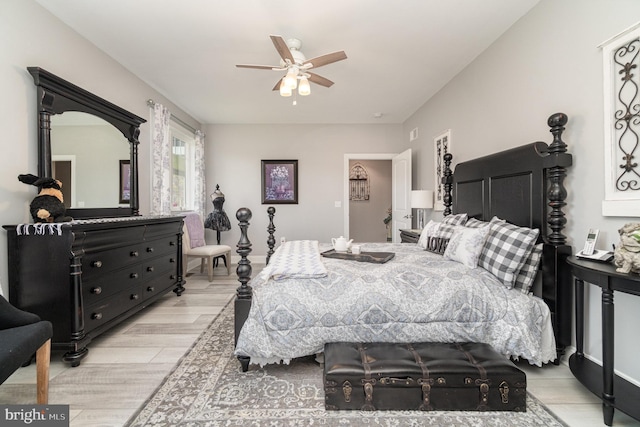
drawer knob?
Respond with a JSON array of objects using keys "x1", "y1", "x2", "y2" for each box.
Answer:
[
  {"x1": 130, "y1": 273, "x2": 139, "y2": 279},
  {"x1": 147, "y1": 286, "x2": 155, "y2": 292},
  {"x1": 147, "y1": 247, "x2": 154, "y2": 253},
  {"x1": 131, "y1": 293, "x2": 139, "y2": 300},
  {"x1": 147, "y1": 266, "x2": 154, "y2": 272},
  {"x1": 91, "y1": 260, "x2": 103, "y2": 268},
  {"x1": 170, "y1": 258, "x2": 176, "y2": 263},
  {"x1": 170, "y1": 275, "x2": 176, "y2": 280},
  {"x1": 130, "y1": 251, "x2": 139, "y2": 257},
  {"x1": 91, "y1": 286, "x2": 102, "y2": 295},
  {"x1": 170, "y1": 241, "x2": 176, "y2": 246},
  {"x1": 91, "y1": 312, "x2": 102, "y2": 320}
]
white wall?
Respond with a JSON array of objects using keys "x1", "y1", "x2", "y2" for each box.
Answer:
[
  {"x1": 404, "y1": 0, "x2": 640, "y2": 383},
  {"x1": 203, "y1": 124, "x2": 403, "y2": 254},
  {"x1": 0, "y1": 0, "x2": 200, "y2": 295}
]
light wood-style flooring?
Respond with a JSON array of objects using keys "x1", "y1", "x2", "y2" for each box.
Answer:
[{"x1": 1, "y1": 263, "x2": 639, "y2": 426}]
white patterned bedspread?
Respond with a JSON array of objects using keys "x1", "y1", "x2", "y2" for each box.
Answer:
[
  {"x1": 234, "y1": 242, "x2": 557, "y2": 367},
  {"x1": 261, "y1": 240, "x2": 327, "y2": 280}
]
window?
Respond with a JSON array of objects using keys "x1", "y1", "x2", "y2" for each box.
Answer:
[{"x1": 170, "y1": 122, "x2": 196, "y2": 211}]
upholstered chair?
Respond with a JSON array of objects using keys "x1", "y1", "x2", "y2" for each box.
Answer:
[
  {"x1": 182, "y1": 212, "x2": 232, "y2": 280},
  {"x1": 0, "y1": 295, "x2": 53, "y2": 404}
]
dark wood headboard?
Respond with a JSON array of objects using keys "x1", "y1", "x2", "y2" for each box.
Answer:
[{"x1": 445, "y1": 112, "x2": 573, "y2": 360}]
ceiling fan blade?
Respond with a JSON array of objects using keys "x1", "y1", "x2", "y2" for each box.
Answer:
[
  {"x1": 303, "y1": 51, "x2": 347, "y2": 69},
  {"x1": 272, "y1": 79, "x2": 283, "y2": 91},
  {"x1": 236, "y1": 64, "x2": 283, "y2": 70},
  {"x1": 270, "y1": 35, "x2": 294, "y2": 63},
  {"x1": 307, "y1": 72, "x2": 334, "y2": 88}
]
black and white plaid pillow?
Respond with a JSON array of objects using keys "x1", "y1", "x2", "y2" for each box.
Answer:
[
  {"x1": 464, "y1": 217, "x2": 488, "y2": 228},
  {"x1": 513, "y1": 243, "x2": 543, "y2": 294},
  {"x1": 478, "y1": 219, "x2": 539, "y2": 289},
  {"x1": 441, "y1": 213, "x2": 468, "y2": 226}
]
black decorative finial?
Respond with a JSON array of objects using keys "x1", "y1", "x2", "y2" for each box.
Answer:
[
  {"x1": 442, "y1": 153, "x2": 454, "y2": 216},
  {"x1": 266, "y1": 207, "x2": 276, "y2": 265},
  {"x1": 547, "y1": 113, "x2": 568, "y2": 155},
  {"x1": 235, "y1": 208, "x2": 252, "y2": 300}
]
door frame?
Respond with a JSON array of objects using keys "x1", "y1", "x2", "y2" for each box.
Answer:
[{"x1": 343, "y1": 153, "x2": 396, "y2": 238}]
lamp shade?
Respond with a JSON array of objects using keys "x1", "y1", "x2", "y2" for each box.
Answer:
[
  {"x1": 411, "y1": 190, "x2": 433, "y2": 209},
  {"x1": 298, "y1": 76, "x2": 311, "y2": 96}
]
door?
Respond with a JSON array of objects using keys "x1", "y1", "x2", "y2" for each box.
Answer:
[{"x1": 392, "y1": 149, "x2": 412, "y2": 243}]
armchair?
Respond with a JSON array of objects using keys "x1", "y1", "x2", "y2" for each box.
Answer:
[{"x1": 0, "y1": 295, "x2": 53, "y2": 404}]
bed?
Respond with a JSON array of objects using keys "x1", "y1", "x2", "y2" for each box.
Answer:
[{"x1": 233, "y1": 112, "x2": 573, "y2": 372}]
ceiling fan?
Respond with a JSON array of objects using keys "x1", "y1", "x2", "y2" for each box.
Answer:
[{"x1": 236, "y1": 35, "x2": 347, "y2": 98}]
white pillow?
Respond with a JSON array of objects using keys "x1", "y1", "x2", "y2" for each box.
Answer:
[
  {"x1": 418, "y1": 220, "x2": 441, "y2": 249},
  {"x1": 443, "y1": 225, "x2": 491, "y2": 268}
]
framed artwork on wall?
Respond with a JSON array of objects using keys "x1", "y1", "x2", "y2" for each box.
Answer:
[
  {"x1": 261, "y1": 160, "x2": 298, "y2": 204},
  {"x1": 433, "y1": 129, "x2": 452, "y2": 211},
  {"x1": 119, "y1": 159, "x2": 131, "y2": 204},
  {"x1": 600, "y1": 22, "x2": 640, "y2": 216}
]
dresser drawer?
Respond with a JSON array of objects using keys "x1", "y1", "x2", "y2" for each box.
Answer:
[
  {"x1": 82, "y1": 265, "x2": 144, "y2": 304},
  {"x1": 142, "y1": 272, "x2": 179, "y2": 302},
  {"x1": 84, "y1": 285, "x2": 146, "y2": 333},
  {"x1": 142, "y1": 236, "x2": 179, "y2": 258},
  {"x1": 143, "y1": 252, "x2": 179, "y2": 280},
  {"x1": 82, "y1": 243, "x2": 145, "y2": 281}
]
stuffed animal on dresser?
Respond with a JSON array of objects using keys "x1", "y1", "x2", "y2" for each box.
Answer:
[
  {"x1": 613, "y1": 222, "x2": 640, "y2": 273},
  {"x1": 18, "y1": 173, "x2": 73, "y2": 223}
]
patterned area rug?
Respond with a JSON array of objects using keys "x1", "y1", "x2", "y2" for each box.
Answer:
[{"x1": 126, "y1": 300, "x2": 567, "y2": 427}]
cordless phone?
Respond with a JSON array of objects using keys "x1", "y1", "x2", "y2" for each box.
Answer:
[{"x1": 581, "y1": 229, "x2": 599, "y2": 256}]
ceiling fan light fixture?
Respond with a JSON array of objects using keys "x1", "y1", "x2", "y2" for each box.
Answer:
[
  {"x1": 284, "y1": 68, "x2": 298, "y2": 89},
  {"x1": 298, "y1": 76, "x2": 311, "y2": 96},
  {"x1": 279, "y1": 79, "x2": 292, "y2": 97}
]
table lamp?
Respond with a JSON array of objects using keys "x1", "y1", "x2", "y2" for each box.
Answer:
[{"x1": 411, "y1": 190, "x2": 434, "y2": 229}]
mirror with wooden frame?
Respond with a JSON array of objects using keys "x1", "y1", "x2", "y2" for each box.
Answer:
[{"x1": 28, "y1": 67, "x2": 146, "y2": 219}]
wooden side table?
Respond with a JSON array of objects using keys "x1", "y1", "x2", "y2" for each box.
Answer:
[
  {"x1": 566, "y1": 256, "x2": 640, "y2": 426},
  {"x1": 399, "y1": 229, "x2": 421, "y2": 243}
]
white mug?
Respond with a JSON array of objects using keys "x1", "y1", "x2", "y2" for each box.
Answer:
[{"x1": 351, "y1": 245, "x2": 361, "y2": 255}]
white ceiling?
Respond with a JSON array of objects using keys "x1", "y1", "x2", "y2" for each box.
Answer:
[{"x1": 36, "y1": 0, "x2": 539, "y2": 125}]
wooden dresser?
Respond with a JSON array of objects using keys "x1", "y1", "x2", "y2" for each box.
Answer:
[{"x1": 4, "y1": 216, "x2": 185, "y2": 366}]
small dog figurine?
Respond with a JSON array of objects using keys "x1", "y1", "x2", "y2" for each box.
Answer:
[
  {"x1": 613, "y1": 222, "x2": 640, "y2": 273},
  {"x1": 18, "y1": 174, "x2": 73, "y2": 223}
]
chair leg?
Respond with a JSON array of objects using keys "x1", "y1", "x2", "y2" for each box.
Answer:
[
  {"x1": 36, "y1": 339, "x2": 51, "y2": 404},
  {"x1": 225, "y1": 251, "x2": 231, "y2": 275},
  {"x1": 207, "y1": 256, "x2": 214, "y2": 282},
  {"x1": 200, "y1": 259, "x2": 206, "y2": 274}
]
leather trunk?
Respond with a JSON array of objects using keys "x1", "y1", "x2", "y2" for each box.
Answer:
[{"x1": 324, "y1": 342, "x2": 526, "y2": 411}]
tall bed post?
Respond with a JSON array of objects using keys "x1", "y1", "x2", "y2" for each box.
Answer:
[
  {"x1": 235, "y1": 208, "x2": 252, "y2": 372},
  {"x1": 266, "y1": 206, "x2": 276, "y2": 264},
  {"x1": 542, "y1": 113, "x2": 573, "y2": 360},
  {"x1": 442, "y1": 153, "x2": 453, "y2": 216}
]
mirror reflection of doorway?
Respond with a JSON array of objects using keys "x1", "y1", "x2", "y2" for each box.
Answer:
[{"x1": 52, "y1": 155, "x2": 75, "y2": 208}]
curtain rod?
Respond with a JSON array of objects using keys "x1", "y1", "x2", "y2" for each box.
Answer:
[{"x1": 146, "y1": 99, "x2": 203, "y2": 136}]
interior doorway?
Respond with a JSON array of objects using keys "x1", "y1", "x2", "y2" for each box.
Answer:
[
  {"x1": 348, "y1": 159, "x2": 392, "y2": 242},
  {"x1": 343, "y1": 150, "x2": 411, "y2": 242},
  {"x1": 52, "y1": 155, "x2": 76, "y2": 208}
]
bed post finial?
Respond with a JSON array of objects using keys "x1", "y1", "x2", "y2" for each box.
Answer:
[
  {"x1": 236, "y1": 208, "x2": 253, "y2": 299},
  {"x1": 546, "y1": 113, "x2": 572, "y2": 245},
  {"x1": 442, "y1": 153, "x2": 453, "y2": 216},
  {"x1": 266, "y1": 207, "x2": 276, "y2": 265}
]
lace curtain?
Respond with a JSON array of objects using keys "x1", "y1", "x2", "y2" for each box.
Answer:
[
  {"x1": 194, "y1": 130, "x2": 206, "y2": 219},
  {"x1": 151, "y1": 102, "x2": 172, "y2": 215},
  {"x1": 150, "y1": 101, "x2": 207, "y2": 218}
]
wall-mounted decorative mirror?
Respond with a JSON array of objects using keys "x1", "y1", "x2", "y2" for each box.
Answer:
[{"x1": 29, "y1": 67, "x2": 146, "y2": 219}]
